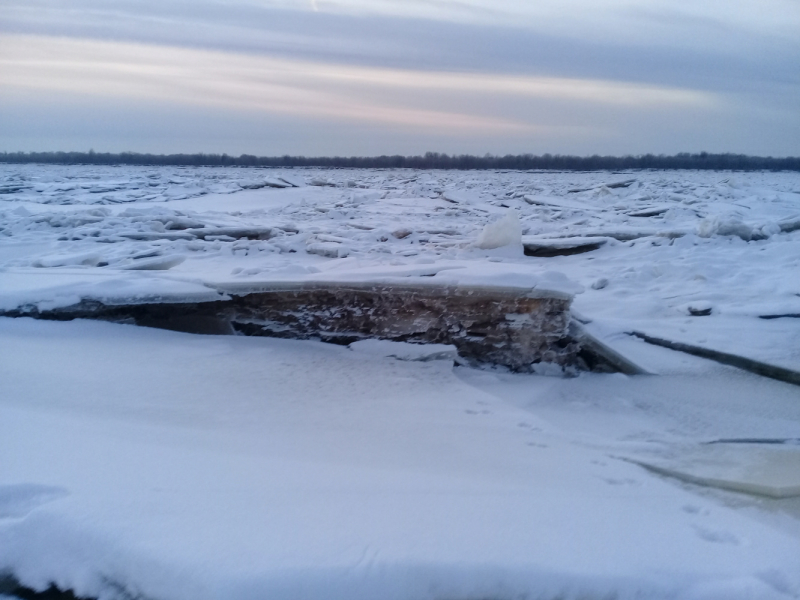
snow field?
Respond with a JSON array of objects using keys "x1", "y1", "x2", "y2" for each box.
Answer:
[
  {"x1": 1, "y1": 165, "x2": 800, "y2": 598},
  {"x1": 2, "y1": 318, "x2": 800, "y2": 599}
]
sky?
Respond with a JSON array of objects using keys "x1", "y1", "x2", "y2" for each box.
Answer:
[{"x1": 1, "y1": 0, "x2": 799, "y2": 157}]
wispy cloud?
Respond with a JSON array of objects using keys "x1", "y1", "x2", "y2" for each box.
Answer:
[
  {"x1": 1, "y1": 2, "x2": 797, "y2": 155},
  {"x1": 254, "y1": 0, "x2": 800, "y2": 44},
  {"x1": 3, "y1": 1, "x2": 797, "y2": 93},
  {"x1": 0, "y1": 34, "x2": 716, "y2": 135}
]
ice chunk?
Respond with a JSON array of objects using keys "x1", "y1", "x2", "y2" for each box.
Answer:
[
  {"x1": 627, "y1": 444, "x2": 800, "y2": 498},
  {"x1": 32, "y1": 252, "x2": 104, "y2": 268},
  {"x1": 306, "y1": 242, "x2": 350, "y2": 258},
  {"x1": 349, "y1": 339, "x2": 458, "y2": 362},
  {"x1": 475, "y1": 210, "x2": 522, "y2": 249},
  {"x1": 120, "y1": 254, "x2": 186, "y2": 271},
  {"x1": 442, "y1": 189, "x2": 481, "y2": 204},
  {"x1": 686, "y1": 301, "x2": 713, "y2": 317},
  {"x1": 263, "y1": 177, "x2": 292, "y2": 188},
  {"x1": 697, "y1": 217, "x2": 766, "y2": 241},
  {"x1": 277, "y1": 175, "x2": 303, "y2": 187},
  {"x1": 522, "y1": 236, "x2": 608, "y2": 257},
  {"x1": 760, "y1": 222, "x2": 781, "y2": 237},
  {"x1": 351, "y1": 190, "x2": 381, "y2": 204}
]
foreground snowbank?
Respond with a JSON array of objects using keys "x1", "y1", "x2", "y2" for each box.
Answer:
[{"x1": 2, "y1": 318, "x2": 800, "y2": 600}]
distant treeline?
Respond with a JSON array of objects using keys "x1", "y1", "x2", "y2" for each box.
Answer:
[{"x1": 1, "y1": 151, "x2": 798, "y2": 171}]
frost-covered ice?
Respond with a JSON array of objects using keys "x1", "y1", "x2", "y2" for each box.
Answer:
[
  {"x1": 1, "y1": 164, "x2": 800, "y2": 599},
  {"x1": 348, "y1": 339, "x2": 458, "y2": 362},
  {"x1": 3, "y1": 318, "x2": 800, "y2": 600}
]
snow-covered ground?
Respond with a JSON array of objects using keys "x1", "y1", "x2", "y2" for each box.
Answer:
[{"x1": 1, "y1": 164, "x2": 800, "y2": 599}]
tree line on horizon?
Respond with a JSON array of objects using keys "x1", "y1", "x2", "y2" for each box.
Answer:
[{"x1": 1, "y1": 150, "x2": 798, "y2": 171}]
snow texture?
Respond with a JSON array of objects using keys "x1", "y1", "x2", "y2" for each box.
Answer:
[{"x1": 1, "y1": 165, "x2": 800, "y2": 599}]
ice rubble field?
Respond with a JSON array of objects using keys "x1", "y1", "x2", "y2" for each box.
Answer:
[{"x1": 1, "y1": 164, "x2": 800, "y2": 600}]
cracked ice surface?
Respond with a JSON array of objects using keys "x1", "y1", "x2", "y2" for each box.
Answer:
[{"x1": 1, "y1": 164, "x2": 800, "y2": 599}]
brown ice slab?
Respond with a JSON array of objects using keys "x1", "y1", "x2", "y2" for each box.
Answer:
[
  {"x1": 205, "y1": 281, "x2": 577, "y2": 370},
  {"x1": 3, "y1": 279, "x2": 578, "y2": 371}
]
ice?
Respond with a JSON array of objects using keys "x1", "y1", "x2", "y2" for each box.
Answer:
[
  {"x1": 626, "y1": 444, "x2": 800, "y2": 498},
  {"x1": 306, "y1": 241, "x2": 350, "y2": 258},
  {"x1": 31, "y1": 250, "x2": 104, "y2": 268},
  {"x1": 120, "y1": 254, "x2": 186, "y2": 270},
  {"x1": 697, "y1": 215, "x2": 766, "y2": 241},
  {"x1": 349, "y1": 339, "x2": 458, "y2": 361},
  {"x1": 0, "y1": 484, "x2": 69, "y2": 519},
  {"x1": 0, "y1": 268, "x2": 225, "y2": 312},
  {"x1": 2, "y1": 164, "x2": 800, "y2": 599},
  {"x1": 3, "y1": 318, "x2": 800, "y2": 600},
  {"x1": 474, "y1": 209, "x2": 523, "y2": 249},
  {"x1": 1, "y1": 165, "x2": 798, "y2": 365},
  {"x1": 522, "y1": 235, "x2": 609, "y2": 257}
]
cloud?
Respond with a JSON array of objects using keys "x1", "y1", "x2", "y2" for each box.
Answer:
[
  {"x1": 0, "y1": 34, "x2": 716, "y2": 135},
  {"x1": 0, "y1": 35, "x2": 517, "y2": 133},
  {"x1": 1, "y1": 2, "x2": 797, "y2": 155},
  {"x1": 252, "y1": 0, "x2": 800, "y2": 39},
  {"x1": 2, "y1": 0, "x2": 797, "y2": 92}
]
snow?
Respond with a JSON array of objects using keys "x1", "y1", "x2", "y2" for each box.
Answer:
[
  {"x1": 474, "y1": 209, "x2": 523, "y2": 250},
  {"x1": 0, "y1": 269, "x2": 225, "y2": 312},
  {"x1": 3, "y1": 318, "x2": 800, "y2": 600},
  {"x1": 626, "y1": 444, "x2": 800, "y2": 498},
  {"x1": 1, "y1": 164, "x2": 800, "y2": 599},
  {"x1": 348, "y1": 339, "x2": 458, "y2": 361}
]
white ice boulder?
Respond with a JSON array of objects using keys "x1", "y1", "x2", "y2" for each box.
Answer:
[
  {"x1": 442, "y1": 189, "x2": 481, "y2": 204},
  {"x1": 474, "y1": 210, "x2": 523, "y2": 250},
  {"x1": 306, "y1": 242, "x2": 350, "y2": 259},
  {"x1": 351, "y1": 190, "x2": 382, "y2": 204},
  {"x1": 696, "y1": 216, "x2": 767, "y2": 241}
]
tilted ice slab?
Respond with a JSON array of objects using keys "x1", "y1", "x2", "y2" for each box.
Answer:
[
  {"x1": 0, "y1": 262, "x2": 583, "y2": 370},
  {"x1": 207, "y1": 261, "x2": 582, "y2": 298},
  {"x1": 0, "y1": 261, "x2": 580, "y2": 313},
  {"x1": 0, "y1": 268, "x2": 226, "y2": 313}
]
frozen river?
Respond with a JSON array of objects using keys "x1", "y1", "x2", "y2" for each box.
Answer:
[{"x1": 1, "y1": 164, "x2": 799, "y2": 600}]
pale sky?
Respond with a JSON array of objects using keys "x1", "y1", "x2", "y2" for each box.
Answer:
[{"x1": 1, "y1": 0, "x2": 798, "y2": 156}]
